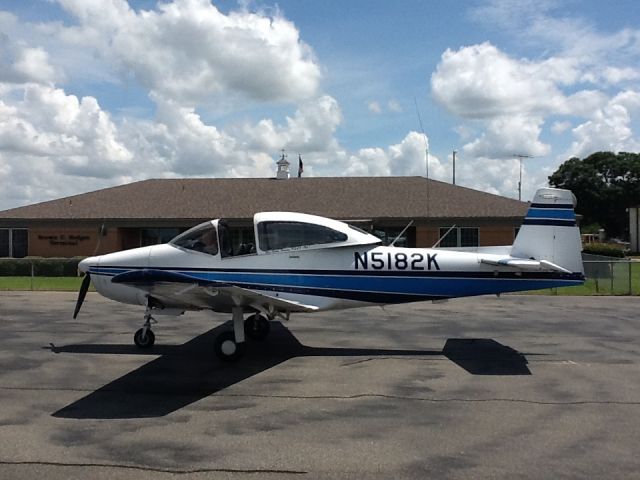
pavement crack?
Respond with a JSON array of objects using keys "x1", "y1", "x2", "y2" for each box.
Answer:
[
  {"x1": 2, "y1": 387, "x2": 639, "y2": 407},
  {"x1": 0, "y1": 460, "x2": 307, "y2": 475}
]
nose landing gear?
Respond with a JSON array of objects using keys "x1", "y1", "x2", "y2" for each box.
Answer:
[{"x1": 134, "y1": 312, "x2": 156, "y2": 349}]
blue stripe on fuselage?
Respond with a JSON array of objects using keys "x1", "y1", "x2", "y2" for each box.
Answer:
[{"x1": 89, "y1": 266, "x2": 583, "y2": 302}]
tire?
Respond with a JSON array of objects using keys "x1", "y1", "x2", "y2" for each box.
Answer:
[
  {"x1": 244, "y1": 314, "x2": 271, "y2": 341},
  {"x1": 134, "y1": 328, "x2": 155, "y2": 348},
  {"x1": 214, "y1": 331, "x2": 246, "y2": 362}
]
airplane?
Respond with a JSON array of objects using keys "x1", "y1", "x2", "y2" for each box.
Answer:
[{"x1": 73, "y1": 187, "x2": 585, "y2": 362}]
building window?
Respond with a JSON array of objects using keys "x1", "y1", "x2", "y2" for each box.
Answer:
[
  {"x1": 372, "y1": 227, "x2": 416, "y2": 247},
  {"x1": 438, "y1": 227, "x2": 479, "y2": 248},
  {"x1": 0, "y1": 228, "x2": 28, "y2": 258},
  {"x1": 141, "y1": 228, "x2": 181, "y2": 246},
  {"x1": 0, "y1": 230, "x2": 8, "y2": 257}
]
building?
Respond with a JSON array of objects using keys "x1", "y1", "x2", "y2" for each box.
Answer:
[{"x1": 0, "y1": 176, "x2": 528, "y2": 258}]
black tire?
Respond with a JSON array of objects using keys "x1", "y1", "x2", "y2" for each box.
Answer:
[
  {"x1": 134, "y1": 328, "x2": 155, "y2": 348},
  {"x1": 244, "y1": 314, "x2": 271, "y2": 341},
  {"x1": 214, "y1": 331, "x2": 246, "y2": 362}
]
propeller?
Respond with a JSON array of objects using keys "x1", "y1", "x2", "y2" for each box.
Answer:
[
  {"x1": 73, "y1": 272, "x2": 91, "y2": 319},
  {"x1": 73, "y1": 223, "x2": 104, "y2": 319}
]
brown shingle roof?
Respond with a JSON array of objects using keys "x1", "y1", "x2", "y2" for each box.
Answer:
[{"x1": 0, "y1": 177, "x2": 528, "y2": 221}]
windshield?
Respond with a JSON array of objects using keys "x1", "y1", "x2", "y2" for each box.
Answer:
[{"x1": 170, "y1": 222, "x2": 219, "y2": 255}]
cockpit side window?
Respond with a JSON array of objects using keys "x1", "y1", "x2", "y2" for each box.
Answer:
[
  {"x1": 258, "y1": 221, "x2": 348, "y2": 251},
  {"x1": 170, "y1": 222, "x2": 219, "y2": 255}
]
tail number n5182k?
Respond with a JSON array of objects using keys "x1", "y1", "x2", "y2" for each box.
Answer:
[{"x1": 354, "y1": 251, "x2": 440, "y2": 271}]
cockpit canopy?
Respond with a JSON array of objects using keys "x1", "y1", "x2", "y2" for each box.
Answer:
[
  {"x1": 254, "y1": 212, "x2": 380, "y2": 253},
  {"x1": 169, "y1": 212, "x2": 381, "y2": 257}
]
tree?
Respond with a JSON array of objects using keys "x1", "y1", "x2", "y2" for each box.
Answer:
[{"x1": 548, "y1": 151, "x2": 640, "y2": 238}]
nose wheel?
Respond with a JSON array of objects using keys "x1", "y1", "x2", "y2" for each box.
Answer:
[
  {"x1": 134, "y1": 313, "x2": 156, "y2": 349},
  {"x1": 134, "y1": 327, "x2": 155, "y2": 348}
]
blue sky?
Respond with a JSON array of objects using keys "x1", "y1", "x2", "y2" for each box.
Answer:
[{"x1": 0, "y1": 0, "x2": 639, "y2": 210}]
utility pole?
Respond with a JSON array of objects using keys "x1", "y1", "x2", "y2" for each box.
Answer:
[
  {"x1": 514, "y1": 154, "x2": 532, "y2": 201},
  {"x1": 452, "y1": 150, "x2": 457, "y2": 185}
]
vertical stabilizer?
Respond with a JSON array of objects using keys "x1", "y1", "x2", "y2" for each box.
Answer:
[{"x1": 512, "y1": 188, "x2": 584, "y2": 274}]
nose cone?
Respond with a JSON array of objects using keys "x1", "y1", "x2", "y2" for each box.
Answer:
[{"x1": 78, "y1": 256, "x2": 98, "y2": 274}]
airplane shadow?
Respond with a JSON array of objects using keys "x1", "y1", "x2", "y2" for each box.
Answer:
[{"x1": 47, "y1": 322, "x2": 533, "y2": 419}]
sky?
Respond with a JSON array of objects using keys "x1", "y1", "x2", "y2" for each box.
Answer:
[{"x1": 0, "y1": 0, "x2": 639, "y2": 210}]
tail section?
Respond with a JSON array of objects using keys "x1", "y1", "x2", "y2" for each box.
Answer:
[{"x1": 511, "y1": 188, "x2": 584, "y2": 274}]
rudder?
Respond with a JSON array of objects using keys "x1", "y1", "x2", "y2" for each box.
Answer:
[{"x1": 512, "y1": 188, "x2": 584, "y2": 274}]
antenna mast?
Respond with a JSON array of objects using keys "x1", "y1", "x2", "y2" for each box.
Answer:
[
  {"x1": 414, "y1": 98, "x2": 430, "y2": 221},
  {"x1": 514, "y1": 154, "x2": 532, "y2": 201}
]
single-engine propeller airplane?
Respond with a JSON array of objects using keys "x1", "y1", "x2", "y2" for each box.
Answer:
[{"x1": 73, "y1": 187, "x2": 584, "y2": 361}]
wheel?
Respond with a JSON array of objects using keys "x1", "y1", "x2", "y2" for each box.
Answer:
[
  {"x1": 244, "y1": 314, "x2": 271, "y2": 341},
  {"x1": 214, "y1": 331, "x2": 246, "y2": 362},
  {"x1": 134, "y1": 328, "x2": 155, "y2": 348}
]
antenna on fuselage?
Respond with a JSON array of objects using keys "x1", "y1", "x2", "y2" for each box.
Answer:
[
  {"x1": 432, "y1": 224, "x2": 456, "y2": 248},
  {"x1": 389, "y1": 220, "x2": 414, "y2": 247}
]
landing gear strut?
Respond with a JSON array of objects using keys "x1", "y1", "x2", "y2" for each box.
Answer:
[
  {"x1": 214, "y1": 306, "x2": 247, "y2": 362},
  {"x1": 134, "y1": 312, "x2": 156, "y2": 349}
]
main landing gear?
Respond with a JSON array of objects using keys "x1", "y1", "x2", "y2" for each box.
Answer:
[
  {"x1": 213, "y1": 307, "x2": 272, "y2": 362},
  {"x1": 131, "y1": 305, "x2": 272, "y2": 362}
]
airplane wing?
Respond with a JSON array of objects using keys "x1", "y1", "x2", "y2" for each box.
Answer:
[
  {"x1": 111, "y1": 269, "x2": 319, "y2": 313},
  {"x1": 479, "y1": 256, "x2": 572, "y2": 274}
]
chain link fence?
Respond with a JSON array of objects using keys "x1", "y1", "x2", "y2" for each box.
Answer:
[
  {"x1": 543, "y1": 254, "x2": 639, "y2": 295},
  {"x1": 1, "y1": 256, "x2": 639, "y2": 295},
  {"x1": 580, "y1": 257, "x2": 639, "y2": 295}
]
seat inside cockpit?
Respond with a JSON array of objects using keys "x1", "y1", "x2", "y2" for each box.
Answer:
[{"x1": 217, "y1": 220, "x2": 257, "y2": 258}]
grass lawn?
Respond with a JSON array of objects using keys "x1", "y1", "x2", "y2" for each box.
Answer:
[
  {"x1": 0, "y1": 276, "x2": 94, "y2": 291},
  {"x1": 523, "y1": 261, "x2": 640, "y2": 296}
]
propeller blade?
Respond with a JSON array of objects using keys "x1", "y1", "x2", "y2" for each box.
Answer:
[{"x1": 73, "y1": 273, "x2": 91, "y2": 319}]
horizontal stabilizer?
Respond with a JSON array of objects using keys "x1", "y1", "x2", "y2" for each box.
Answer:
[{"x1": 480, "y1": 257, "x2": 572, "y2": 274}]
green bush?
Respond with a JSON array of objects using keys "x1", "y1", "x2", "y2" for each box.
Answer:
[
  {"x1": 583, "y1": 243, "x2": 626, "y2": 258},
  {"x1": 0, "y1": 257, "x2": 84, "y2": 277}
]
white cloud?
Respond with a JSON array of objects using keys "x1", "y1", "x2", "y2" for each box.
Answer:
[
  {"x1": 0, "y1": 84, "x2": 132, "y2": 176},
  {"x1": 236, "y1": 95, "x2": 342, "y2": 154},
  {"x1": 551, "y1": 120, "x2": 571, "y2": 135},
  {"x1": 431, "y1": 43, "x2": 568, "y2": 120},
  {"x1": 367, "y1": 101, "x2": 381, "y2": 114},
  {"x1": 387, "y1": 99, "x2": 402, "y2": 113},
  {"x1": 462, "y1": 114, "x2": 550, "y2": 159},
  {"x1": 366, "y1": 99, "x2": 402, "y2": 115},
  {"x1": 338, "y1": 131, "x2": 445, "y2": 179},
  {"x1": 431, "y1": 33, "x2": 640, "y2": 175},
  {"x1": 0, "y1": 44, "x2": 63, "y2": 85},
  {"x1": 602, "y1": 67, "x2": 640, "y2": 85},
  {"x1": 563, "y1": 91, "x2": 640, "y2": 159},
  {"x1": 0, "y1": 82, "x2": 136, "y2": 208},
  {"x1": 56, "y1": 0, "x2": 321, "y2": 105}
]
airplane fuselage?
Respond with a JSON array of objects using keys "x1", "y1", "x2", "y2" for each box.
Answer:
[{"x1": 87, "y1": 243, "x2": 583, "y2": 313}]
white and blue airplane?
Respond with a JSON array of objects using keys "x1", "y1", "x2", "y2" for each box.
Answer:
[{"x1": 73, "y1": 187, "x2": 585, "y2": 361}]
